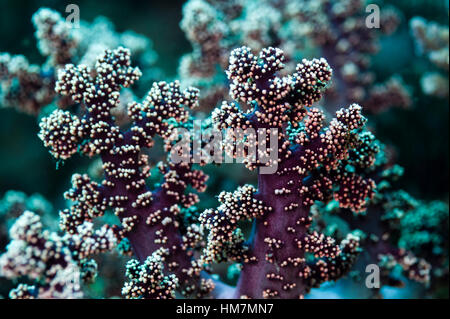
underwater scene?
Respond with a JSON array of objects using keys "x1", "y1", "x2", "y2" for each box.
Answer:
[{"x1": 0, "y1": 0, "x2": 448, "y2": 300}]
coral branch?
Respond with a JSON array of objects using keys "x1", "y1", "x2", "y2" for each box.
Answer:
[
  {"x1": 201, "y1": 46, "x2": 378, "y2": 298},
  {"x1": 37, "y1": 47, "x2": 220, "y2": 298}
]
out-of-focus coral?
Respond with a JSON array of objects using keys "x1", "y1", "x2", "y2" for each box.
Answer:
[
  {"x1": 282, "y1": 0, "x2": 411, "y2": 113},
  {"x1": 1, "y1": 211, "x2": 84, "y2": 298},
  {"x1": 420, "y1": 72, "x2": 449, "y2": 98},
  {"x1": 0, "y1": 190, "x2": 54, "y2": 249},
  {"x1": 179, "y1": 0, "x2": 412, "y2": 114},
  {"x1": 410, "y1": 16, "x2": 449, "y2": 98},
  {"x1": 398, "y1": 200, "x2": 449, "y2": 281},
  {"x1": 410, "y1": 16, "x2": 449, "y2": 71},
  {"x1": 0, "y1": 52, "x2": 55, "y2": 115},
  {"x1": 311, "y1": 139, "x2": 449, "y2": 298},
  {"x1": 0, "y1": 8, "x2": 159, "y2": 116}
]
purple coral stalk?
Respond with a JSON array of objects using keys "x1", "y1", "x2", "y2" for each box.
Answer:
[
  {"x1": 200, "y1": 46, "x2": 378, "y2": 298},
  {"x1": 38, "y1": 47, "x2": 215, "y2": 298}
]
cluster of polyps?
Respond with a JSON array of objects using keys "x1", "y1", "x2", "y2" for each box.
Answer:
[{"x1": 196, "y1": 46, "x2": 382, "y2": 298}]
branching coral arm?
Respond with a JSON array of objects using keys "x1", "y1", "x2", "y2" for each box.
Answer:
[
  {"x1": 200, "y1": 46, "x2": 379, "y2": 299},
  {"x1": 38, "y1": 47, "x2": 220, "y2": 298}
]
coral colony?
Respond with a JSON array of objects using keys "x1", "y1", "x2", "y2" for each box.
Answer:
[{"x1": 0, "y1": 0, "x2": 448, "y2": 299}]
